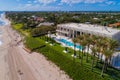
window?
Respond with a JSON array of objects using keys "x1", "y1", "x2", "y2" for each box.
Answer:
[{"x1": 82, "y1": 32, "x2": 84, "y2": 35}]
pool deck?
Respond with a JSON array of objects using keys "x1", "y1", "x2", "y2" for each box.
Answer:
[
  {"x1": 51, "y1": 34, "x2": 120, "y2": 69},
  {"x1": 51, "y1": 34, "x2": 84, "y2": 51}
]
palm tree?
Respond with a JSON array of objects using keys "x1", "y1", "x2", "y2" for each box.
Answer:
[
  {"x1": 77, "y1": 35, "x2": 84, "y2": 64},
  {"x1": 95, "y1": 37, "x2": 105, "y2": 66},
  {"x1": 100, "y1": 38, "x2": 118, "y2": 76},
  {"x1": 101, "y1": 49, "x2": 113, "y2": 76},
  {"x1": 107, "y1": 39, "x2": 119, "y2": 65},
  {"x1": 91, "y1": 46, "x2": 97, "y2": 71},
  {"x1": 78, "y1": 35, "x2": 87, "y2": 60},
  {"x1": 84, "y1": 34, "x2": 92, "y2": 63},
  {"x1": 90, "y1": 35, "x2": 99, "y2": 60},
  {"x1": 72, "y1": 38, "x2": 78, "y2": 58},
  {"x1": 76, "y1": 35, "x2": 83, "y2": 65},
  {"x1": 99, "y1": 37, "x2": 108, "y2": 62},
  {"x1": 109, "y1": 39, "x2": 119, "y2": 50}
]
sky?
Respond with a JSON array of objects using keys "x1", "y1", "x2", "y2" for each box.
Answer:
[{"x1": 0, "y1": 0, "x2": 120, "y2": 11}]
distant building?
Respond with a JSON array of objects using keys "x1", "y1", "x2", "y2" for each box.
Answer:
[
  {"x1": 109, "y1": 22, "x2": 120, "y2": 28},
  {"x1": 93, "y1": 17, "x2": 99, "y2": 20},
  {"x1": 72, "y1": 16, "x2": 79, "y2": 19},
  {"x1": 37, "y1": 22, "x2": 54, "y2": 27},
  {"x1": 36, "y1": 17, "x2": 44, "y2": 22},
  {"x1": 57, "y1": 23, "x2": 120, "y2": 41}
]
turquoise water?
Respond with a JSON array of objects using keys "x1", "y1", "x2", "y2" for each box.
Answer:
[
  {"x1": 112, "y1": 55, "x2": 120, "y2": 67},
  {"x1": 59, "y1": 38, "x2": 82, "y2": 50},
  {"x1": 114, "y1": 62, "x2": 120, "y2": 67}
]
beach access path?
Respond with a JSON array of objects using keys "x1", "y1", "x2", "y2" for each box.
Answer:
[{"x1": 0, "y1": 15, "x2": 72, "y2": 80}]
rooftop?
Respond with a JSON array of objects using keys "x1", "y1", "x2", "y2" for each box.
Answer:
[
  {"x1": 58, "y1": 23, "x2": 120, "y2": 37},
  {"x1": 38, "y1": 22, "x2": 54, "y2": 27},
  {"x1": 109, "y1": 22, "x2": 120, "y2": 27}
]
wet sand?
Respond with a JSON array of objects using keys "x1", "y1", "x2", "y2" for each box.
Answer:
[{"x1": 0, "y1": 14, "x2": 72, "y2": 80}]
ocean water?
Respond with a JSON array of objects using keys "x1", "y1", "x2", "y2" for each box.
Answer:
[
  {"x1": 0, "y1": 40, "x2": 2, "y2": 45},
  {"x1": 0, "y1": 11, "x2": 4, "y2": 26},
  {"x1": 0, "y1": 12, "x2": 4, "y2": 26},
  {"x1": 0, "y1": 11, "x2": 3, "y2": 25},
  {"x1": 0, "y1": 11, "x2": 4, "y2": 46}
]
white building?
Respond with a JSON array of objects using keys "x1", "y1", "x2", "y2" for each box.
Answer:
[
  {"x1": 56, "y1": 23, "x2": 120, "y2": 41},
  {"x1": 38, "y1": 22, "x2": 54, "y2": 27}
]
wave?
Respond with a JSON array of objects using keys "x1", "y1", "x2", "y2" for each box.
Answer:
[
  {"x1": 0, "y1": 40, "x2": 2, "y2": 46},
  {"x1": 0, "y1": 12, "x2": 5, "y2": 26}
]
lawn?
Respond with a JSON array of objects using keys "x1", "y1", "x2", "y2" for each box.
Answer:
[
  {"x1": 12, "y1": 23, "x2": 30, "y2": 36},
  {"x1": 12, "y1": 23, "x2": 120, "y2": 80},
  {"x1": 24, "y1": 36, "x2": 120, "y2": 80},
  {"x1": 12, "y1": 23, "x2": 23, "y2": 30}
]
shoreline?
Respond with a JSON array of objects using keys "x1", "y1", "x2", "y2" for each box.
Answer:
[
  {"x1": 0, "y1": 13, "x2": 71, "y2": 80},
  {"x1": 0, "y1": 13, "x2": 11, "y2": 80},
  {"x1": 0, "y1": 13, "x2": 10, "y2": 46}
]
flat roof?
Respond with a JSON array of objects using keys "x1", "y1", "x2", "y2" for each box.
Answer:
[{"x1": 57, "y1": 23, "x2": 120, "y2": 37}]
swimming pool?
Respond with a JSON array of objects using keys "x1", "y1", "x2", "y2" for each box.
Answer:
[
  {"x1": 114, "y1": 62, "x2": 120, "y2": 67},
  {"x1": 112, "y1": 55, "x2": 120, "y2": 68},
  {"x1": 59, "y1": 38, "x2": 82, "y2": 50}
]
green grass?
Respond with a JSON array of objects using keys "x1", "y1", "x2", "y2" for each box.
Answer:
[
  {"x1": 12, "y1": 23, "x2": 30, "y2": 36},
  {"x1": 24, "y1": 36, "x2": 120, "y2": 80},
  {"x1": 12, "y1": 23, "x2": 23, "y2": 30},
  {"x1": 117, "y1": 27, "x2": 120, "y2": 30},
  {"x1": 12, "y1": 23, "x2": 120, "y2": 80},
  {"x1": 25, "y1": 37, "x2": 43, "y2": 50}
]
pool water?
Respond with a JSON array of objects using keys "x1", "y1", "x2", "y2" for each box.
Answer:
[
  {"x1": 59, "y1": 38, "x2": 82, "y2": 50},
  {"x1": 114, "y1": 62, "x2": 120, "y2": 67},
  {"x1": 112, "y1": 55, "x2": 120, "y2": 67}
]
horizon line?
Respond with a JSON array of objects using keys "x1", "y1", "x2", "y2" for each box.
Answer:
[{"x1": 1, "y1": 10, "x2": 120, "y2": 12}]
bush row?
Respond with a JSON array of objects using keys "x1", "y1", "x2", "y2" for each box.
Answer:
[{"x1": 25, "y1": 37, "x2": 113, "y2": 80}]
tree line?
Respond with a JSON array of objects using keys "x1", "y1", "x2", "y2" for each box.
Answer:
[{"x1": 72, "y1": 34, "x2": 119, "y2": 76}]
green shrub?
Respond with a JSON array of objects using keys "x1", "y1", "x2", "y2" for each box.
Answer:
[
  {"x1": 25, "y1": 37, "x2": 44, "y2": 50},
  {"x1": 25, "y1": 37, "x2": 115, "y2": 80}
]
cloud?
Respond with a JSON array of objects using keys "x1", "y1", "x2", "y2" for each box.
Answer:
[
  {"x1": 33, "y1": 0, "x2": 38, "y2": 3},
  {"x1": 60, "y1": 0, "x2": 116, "y2": 4},
  {"x1": 84, "y1": 0, "x2": 106, "y2": 3},
  {"x1": 25, "y1": 3, "x2": 32, "y2": 7},
  {"x1": 28, "y1": 1, "x2": 32, "y2": 3},
  {"x1": 26, "y1": 0, "x2": 116, "y2": 6},
  {"x1": 61, "y1": 0, "x2": 83, "y2": 4},
  {"x1": 12, "y1": 0, "x2": 116, "y2": 11},
  {"x1": 106, "y1": 1, "x2": 115, "y2": 5},
  {"x1": 61, "y1": 0, "x2": 105, "y2": 4},
  {"x1": 35, "y1": 0, "x2": 57, "y2": 4},
  {"x1": 13, "y1": 4, "x2": 60, "y2": 11}
]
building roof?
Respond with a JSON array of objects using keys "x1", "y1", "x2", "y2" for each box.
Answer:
[
  {"x1": 109, "y1": 22, "x2": 120, "y2": 27},
  {"x1": 57, "y1": 23, "x2": 120, "y2": 37},
  {"x1": 38, "y1": 22, "x2": 54, "y2": 27}
]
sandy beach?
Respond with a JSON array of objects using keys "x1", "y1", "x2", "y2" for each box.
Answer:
[{"x1": 0, "y1": 14, "x2": 71, "y2": 80}]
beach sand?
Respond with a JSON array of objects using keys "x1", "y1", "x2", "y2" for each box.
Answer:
[{"x1": 0, "y1": 14, "x2": 72, "y2": 80}]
